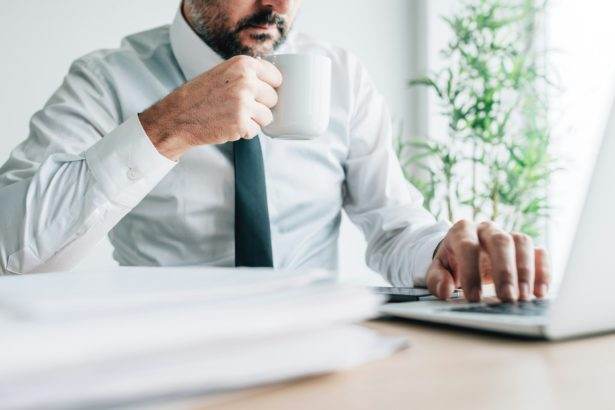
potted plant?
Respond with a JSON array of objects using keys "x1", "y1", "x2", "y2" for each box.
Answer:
[{"x1": 398, "y1": 0, "x2": 556, "y2": 238}]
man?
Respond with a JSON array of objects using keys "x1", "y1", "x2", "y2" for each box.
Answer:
[{"x1": 0, "y1": 0, "x2": 549, "y2": 302}]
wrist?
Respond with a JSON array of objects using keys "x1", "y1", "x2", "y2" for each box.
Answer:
[{"x1": 138, "y1": 110, "x2": 191, "y2": 161}]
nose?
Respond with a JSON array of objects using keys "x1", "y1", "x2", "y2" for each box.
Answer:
[{"x1": 260, "y1": 0, "x2": 292, "y2": 14}]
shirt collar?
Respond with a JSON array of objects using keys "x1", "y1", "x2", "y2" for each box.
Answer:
[
  {"x1": 170, "y1": 9, "x2": 222, "y2": 81},
  {"x1": 170, "y1": 8, "x2": 296, "y2": 82}
]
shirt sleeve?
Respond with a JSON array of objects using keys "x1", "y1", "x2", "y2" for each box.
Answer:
[
  {"x1": 342, "y1": 57, "x2": 450, "y2": 287},
  {"x1": 0, "y1": 58, "x2": 175, "y2": 274}
]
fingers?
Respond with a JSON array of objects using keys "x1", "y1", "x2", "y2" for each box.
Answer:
[
  {"x1": 512, "y1": 232, "x2": 535, "y2": 301},
  {"x1": 251, "y1": 101, "x2": 274, "y2": 128},
  {"x1": 229, "y1": 118, "x2": 261, "y2": 141},
  {"x1": 447, "y1": 220, "x2": 482, "y2": 302},
  {"x1": 255, "y1": 81, "x2": 278, "y2": 108},
  {"x1": 534, "y1": 247, "x2": 551, "y2": 298},
  {"x1": 426, "y1": 258, "x2": 457, "y2": 300},
  {"x1": 244, "y1": 118, "x2": 261, "y2": 140},
  {"x1": 224, "y1": 56, "x2": 282, "y2": 93},
  {"x1": 478, "y1": 249, "x2": 494, "y2": 284},
  {"x1": 255, "y1": 58, "x2": 283, "y2": 88},
  {"x1": 477, "y1": 222, "x2": 518, "y2": 302},
  {"x1": 431, "y1": 219, "x2": 548, "y2": 303},
  {"x1": 221, "y1": 57, "x2": 274, "y2": 139}
]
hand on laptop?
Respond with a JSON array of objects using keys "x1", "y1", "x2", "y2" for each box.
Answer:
[{"x1": 426, "y1": 220, "x2": 551, "y2": 303}]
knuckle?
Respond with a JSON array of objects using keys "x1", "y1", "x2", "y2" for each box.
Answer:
[
  {"x1": 232, "y1": 90, "x2": 252, "y2": 108},
  {"x1": 453, "y1": 219, "x2": 472, "y2": 231},
  {"x1": 232, "y1": 78, "x2": 253, "y2": 95},
  {"x1": 237, "y1": 109, "x2": 250, "y2": 123},
  {"x1": 235, "y1": 74, "x2": 251, "y2": 87},
  {"x1": 491, "y1": 232, "x2": 513, "y2": 248},
  {"x1": 231, "y1": 117, "x2": 244, "y2": 134},
  {"x1": 478, "y1": 220, "x2": 496, "y2": 231},
  {"x1": 238, "y1": 125, "x2": 250, "y2": 139},
  {"x1": 457, "y1": 239, "x2": 479, "y2": 255},
  {"x1": 232, "y1": 55, "x2": 252, "y2": 67},
  {"x1": 238, "y1": 89, "x2": 253, "y2": 104},
  {"x1": 512, "y1": 232, "x2": 533, "y2": 246}
]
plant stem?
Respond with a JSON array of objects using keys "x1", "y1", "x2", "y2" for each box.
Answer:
[
  {"x1": 491, "y1": 181, "x2": 499, "y2": 221},
  {"x1": 472, "y1": 142, "x2": 479, "y2": 219}
]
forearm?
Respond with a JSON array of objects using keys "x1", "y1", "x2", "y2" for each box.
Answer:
[
  {"x1": 343, "y1": 138, "x2": 449, "y2": 287},
  {"x1": 0, "y1": 156, "x2": 118, "y2": 274},
  {"x1": 0, "y1": 117, "x2": 176, "y2": 274}
]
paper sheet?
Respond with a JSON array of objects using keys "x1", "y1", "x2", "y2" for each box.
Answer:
[{"x1": 0, "y1": 267, "x2": 407, "y2": 408}]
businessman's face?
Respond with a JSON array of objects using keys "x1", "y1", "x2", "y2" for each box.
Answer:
[{"x1": 183, "y1": 0, "x2": 302, "y2": 59}]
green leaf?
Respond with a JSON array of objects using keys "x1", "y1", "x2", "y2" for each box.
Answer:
[
  {"x1": 409, "y1": 77, "x2": 444, "y2": 99},
  {"x1": 397, "y1": 0, "x2": 560, "y2": 238}
]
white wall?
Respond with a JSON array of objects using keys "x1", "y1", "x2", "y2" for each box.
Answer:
[
  {"x1": 1, "y1": 0, "x2": 179, "y2": 271},
  {"x1": 0, "y1": 1, "x2": 413, "y2": 283}
]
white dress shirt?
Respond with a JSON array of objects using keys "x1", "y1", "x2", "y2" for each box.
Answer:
[{"x1": 0, "y1": 10, "x2": 449, "y2": 286}]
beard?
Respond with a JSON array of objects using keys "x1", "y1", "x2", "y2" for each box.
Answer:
[{"x1": 184, "y1": 0, "x2": 290, "y2": 59}]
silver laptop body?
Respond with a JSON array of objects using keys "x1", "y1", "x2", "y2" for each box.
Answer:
[{"x1": 380, "y1": 100, "x2": 615, "y2": 340}]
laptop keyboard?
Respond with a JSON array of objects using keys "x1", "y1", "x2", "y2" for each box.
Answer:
[{"x1": 449, "y1": 300, "x2": 550, "y2": 317}]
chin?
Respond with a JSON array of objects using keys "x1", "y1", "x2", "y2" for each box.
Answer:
[{"x1": 243, "y1": 42, "x2": 276, "y2": 57}]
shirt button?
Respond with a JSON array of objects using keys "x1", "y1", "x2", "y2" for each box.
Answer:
[{"x1": 127, "y1": 167, "x2": 143, "y2": 181}]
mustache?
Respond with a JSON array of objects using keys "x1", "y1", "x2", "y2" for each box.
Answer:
[{"x1": 235, "y1": 9, "x2": 287, "y2": 33}]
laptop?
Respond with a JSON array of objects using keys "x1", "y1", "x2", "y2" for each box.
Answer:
[{"x1": 379, "y1": 99, "x2": 615, "y2": 341}]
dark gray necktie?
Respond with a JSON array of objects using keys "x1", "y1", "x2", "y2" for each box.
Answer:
[{"x1": 233, "y1": 137, "x2": 274, "y2": 267}]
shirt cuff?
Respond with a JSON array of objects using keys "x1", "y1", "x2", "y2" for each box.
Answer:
[
  {"x1": 85, "y1": 115, "x2": 177, "y2": 206},
  {"x1": 411, "y1": 221, "x2": 449, "y2": 287}
]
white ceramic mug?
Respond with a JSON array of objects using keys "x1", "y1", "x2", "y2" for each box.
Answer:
[{"x1": 263, "y1": 54, "x2": 332, "y2": 140}]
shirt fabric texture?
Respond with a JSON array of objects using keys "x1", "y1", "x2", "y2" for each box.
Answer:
[{"x1": 0, "y1": 10, "x2": 449, "y2": 286}]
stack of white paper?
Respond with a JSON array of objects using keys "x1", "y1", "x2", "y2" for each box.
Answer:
[{"x1": 0, "y1": 267, "x2": 407, "y2": 408}]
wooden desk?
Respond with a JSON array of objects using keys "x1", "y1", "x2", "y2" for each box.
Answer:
[{"x1": 194, "y1": 319, "x2": 615, "y2": 410}]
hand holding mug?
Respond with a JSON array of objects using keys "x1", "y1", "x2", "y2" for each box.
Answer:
[{"x1": 139, "y1": 55, "x2": 282, "y2": 160}]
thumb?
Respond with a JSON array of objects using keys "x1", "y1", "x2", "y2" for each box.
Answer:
[{"x1": 426, "y1": 258, "x2": 456, "y2": 300}]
